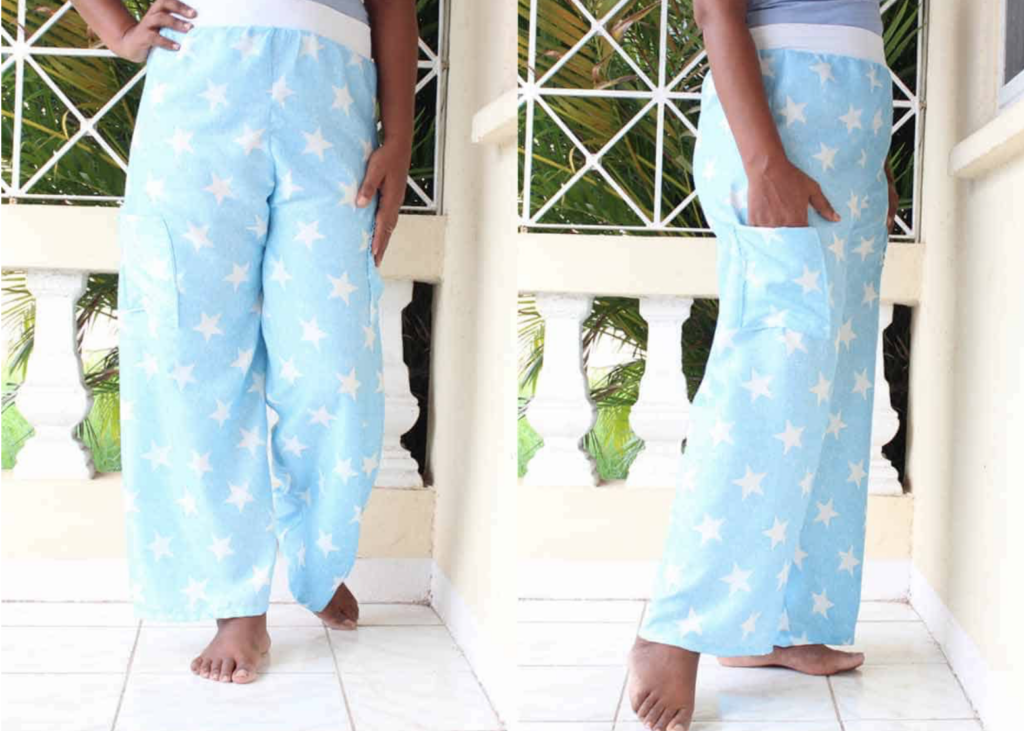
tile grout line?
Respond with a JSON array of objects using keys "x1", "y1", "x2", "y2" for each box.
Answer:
[
  {"x1": 611, "y1": 601, "x2": 648, "y2": 729},
  {"x1": 323, "y1": 626, "x2": 359, "y2": 731},
  {"x1": 108, "y1": 619, "x2": 143, "y2": 731},
  {"x1": 826, "y1": 676, "x2": 847, "y2": 731},
  {"x1": 913, "y1": 618, "x2": 986, "y2": 724}
]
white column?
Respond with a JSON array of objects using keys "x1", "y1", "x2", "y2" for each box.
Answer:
[
  {"x1": 376, "y1": 279, "x2": 423, "y2": 487},
  {"x1": 524, "y1": 293, "x2": 598, "y2": 486},
  {"x1": 13, "y1": 270, "x2": 96, "y2": 480},
  {"x1": 869, "y1": 303, "x2": 901, "y2": 495},
  {"x1": 627, "y1": 296, "x2": 693, "y2": 487}
]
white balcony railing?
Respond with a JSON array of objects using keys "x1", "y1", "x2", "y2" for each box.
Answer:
[
  {"x1": 517, "y1": 0, "x2": 924, "y2": 240},
  {"x1": 522, "y1": 293, "x2": 904, "y2": 496}
]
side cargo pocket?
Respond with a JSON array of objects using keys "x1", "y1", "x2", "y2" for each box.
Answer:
[
  {"x1": 731, "y1": 222, "x2": 831, "y2": 340},
  {"x1": 117, "y1": 212, "x2": 180, "y2": 329}
]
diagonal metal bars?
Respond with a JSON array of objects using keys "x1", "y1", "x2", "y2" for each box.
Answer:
[
  {"x1": 519, "y1": 0, "x2": 924, "y2": 240},
  {"x1": 0, "y1": 0, "x2": 446, "y2": 211}
]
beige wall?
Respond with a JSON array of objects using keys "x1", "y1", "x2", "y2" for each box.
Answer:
[
  {"x1": 427, "y1": 0, "x2": 517, "y2": 703},
  {"x1": 908, "y1": 0, "x2": 1024, "y2": 724},
  {"x1": 519, "y1": 484, "x2": 913, "y2": 562}
]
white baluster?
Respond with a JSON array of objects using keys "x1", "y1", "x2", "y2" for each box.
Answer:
[
  {"x1": 524, "y1": 293, "x2": 598, "y2": 486},
  {"x1": 627, "y1": 296, "x2": 693, "y2": 487},
  {"x1": 13, "y1": 270, "x2": 96, "y2": 480},
  {"x1": 869, "y1": 303, "x2": 901, "y2": 495},
  {"x1": 376, "y1": 279, "x2": 423, "y2": 487}
]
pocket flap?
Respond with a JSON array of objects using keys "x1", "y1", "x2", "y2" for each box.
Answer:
[{"x1": 118, "y1": 213, "x2": 179, "y2": 327}]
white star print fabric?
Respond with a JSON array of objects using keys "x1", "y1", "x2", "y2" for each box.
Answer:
[
  {"x1": 117, "y1": 21, "x2": 383, "y2": 621},
  {"x1": 639, "y1": 45, "x2": 893, "y2": 655}
]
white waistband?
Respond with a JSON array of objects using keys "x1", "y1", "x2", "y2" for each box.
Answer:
[
  {"x1": 184, "y1": 0, "x2": 372, "y2": 59},
  {"x1": 749, "y1": 23, "x2": 885, "y2": 65}
]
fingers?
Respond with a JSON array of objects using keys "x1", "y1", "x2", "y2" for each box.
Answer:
[
  {"x1": 809, "y1": 185, "x2": 841, "y2": 223},
  {"x1": 158, "y1": 0, "x2": 197, "y2": 18},
  {"x1": 370, "y1": 174, "x2": 405, "y2": 266},
  {"x1": 371, "y1": 210, "x2": 399, "y2": 267},
  {"x1": 148, "y1": 31, "x2": 181, "y2": 52},
  {"x1": 147, "y1": 11, "x2": 192, "y2": 34},
  {"x1": 357, "y1": 154, "x2": 386, "y2": 208}
]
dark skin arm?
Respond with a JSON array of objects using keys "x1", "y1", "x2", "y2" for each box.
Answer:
[
  {"x1": 70, "y1": 0, "x2": 195, "y2": 62},
  {"x1": 693, "y1": 0, "x2": 897, "y2": 229},
  {"x1": 359, "y1": 0, "x2": 418, "y2": 266}
]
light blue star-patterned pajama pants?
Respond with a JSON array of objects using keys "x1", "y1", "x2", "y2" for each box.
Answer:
[
  {"x1": 117, "y1": 1, "x2": 384, "y2": 621},
  {"x1": 639, "y1": 25, "x2": 894, "y2": 656}
]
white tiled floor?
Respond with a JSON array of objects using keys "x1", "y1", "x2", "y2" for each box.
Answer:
[
  {"x1": 0, "y1": 601, "x2": 500, "y2": 731},
  {"x1": 517, "y1": 599, "x2": 983, "y2": 730}
]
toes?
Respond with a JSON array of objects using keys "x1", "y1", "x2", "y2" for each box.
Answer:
[
  {"x1": 636, "y1": 692, "x2": 658, "y2": 719},
  {"x1": 841, "y1": 651, "x2": 865, "y2": 672},
  {"x1": 208, "y1": 659, "x2": 223, "y2": 681},
  {"x1": 651, "y1": 707, "x2": 677, "y2": 731},
  {"x1": 190, "y1": 656, "x2": 202, "y2": 674},
  {"x1": 199, "y1": 657, "x2": 213, "y2": 679},
  {"x1": 643, "y1": 702, "x2": 666, "y2": 730},
  {"x1": 337, "y1": 583, "x2": 359, "y2": 622},
  {"x1": 220, "y1": 658, "x2": 236, "y2": 682},
  {"x1": 667, "y1": 709, "x2": 693, "y2": 731},
  {"x1": 233, "y1": 665, "x2": 258, "y2": 684}
]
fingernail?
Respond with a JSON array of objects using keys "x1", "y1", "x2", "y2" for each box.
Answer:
[
  {"x1": 356, "y1": 196, "x2": 369, "y2": 207},
  {"x1": 172, "y1": 42, "x2": 180, "y2": 50},
  {"x1": 184, "y1": 23, "x2": 192, "y2": 30}
]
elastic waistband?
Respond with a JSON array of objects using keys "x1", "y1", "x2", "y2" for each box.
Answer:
[
  {"x1": 184, "y1": 0, "x2": 372, "y2": 59},
  {"x1": 749, "y1": 23, "x2": 886, "y2": 65}
]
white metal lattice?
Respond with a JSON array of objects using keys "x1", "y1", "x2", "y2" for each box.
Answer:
[
  {"x1": 0, "y1": 0, "x2": 445, "y2": 211},
  {"x1": 518, "y1": 0, "x2": 923, "y2": 240}
]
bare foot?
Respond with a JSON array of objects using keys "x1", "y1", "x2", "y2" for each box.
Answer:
[
  {"x1": 190, "y1": 615, "x2": 271, "y2": 684},
  {"x1": 314, "y1": 582, "x2": 359, "y2": 630},
  {"x1": 718, "y1": 644, "x2": 864, "y2": 675},
  {"x1": 627, "y1": 637, "x2": 699, "y2": 731}
]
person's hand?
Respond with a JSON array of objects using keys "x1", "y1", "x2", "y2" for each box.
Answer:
[
  {"x1": 746, "y1": 156, "x2": 840, "y2": 228},
  {"x1": 111, "y1": 0, "x2": 196, "y2": 63},
  {"x1": 885, "y1": 159, "x2": 898, "y2": 230},
  {"x1": 357, "y1": 139, "x2": 412, "y2": 267}
]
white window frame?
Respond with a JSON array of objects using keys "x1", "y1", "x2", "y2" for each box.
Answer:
[{"x1": 998, "y1": 0, "x2": 1024, "y2": 108}]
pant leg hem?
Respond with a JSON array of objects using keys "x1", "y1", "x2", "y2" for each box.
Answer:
[
  {"x1": 637, "y1": 627, "x2": 776, "y2": 658},
  {"x1": 774, "y1": 632, "x2": 856, "y2": 648}
]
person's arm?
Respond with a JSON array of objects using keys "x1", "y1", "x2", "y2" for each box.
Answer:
[
  {"x1": 357, "y1": 0, "x2": 418, "y2": 267},
  {"x1": 693, "y1": 0, "x2": 839, "y2": 227},
  {"x1": 71, "y1": 0, "x2": 194, "y2": 63},
  {"x1": 884, "y1": 158, "x2": 897, "y2": 230}
]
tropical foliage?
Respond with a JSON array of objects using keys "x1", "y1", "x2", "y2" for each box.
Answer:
[{"x1": 517, "y1": 0, "x2": 920, "y2": 481}]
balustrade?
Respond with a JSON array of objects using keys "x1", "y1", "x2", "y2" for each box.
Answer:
[
  {"x1": 9, "y1": 273, "x2": 424, "y2": 487},
  {"x1": 522, "y1": 294, "x2": 904, "y2": 494}
]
